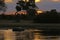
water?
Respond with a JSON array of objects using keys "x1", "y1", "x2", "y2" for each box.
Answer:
[{"x1": 0, "y1": 29, "x2": 60, "y2": 40}]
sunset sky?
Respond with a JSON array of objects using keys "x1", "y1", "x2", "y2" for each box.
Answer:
[{"x1": 5, "y1": 0, "x2": 60, "y2": 12}]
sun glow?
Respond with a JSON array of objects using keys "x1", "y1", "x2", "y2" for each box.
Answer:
[
  {"x1": 23, "y1": 0, "x2": 29, "y2": 2},
  {"x1": 36, "y1": 10, "x2": 43, "y2": 15},
  {"x1": 23, "y1": 0, "x2": 41, "y2": 3},
  {"x1": 5, "y1": 0, "x2": 12, "y2": 3},
  {"x1": 35, "y1": 0, "x2": 41, "y2": 3}
]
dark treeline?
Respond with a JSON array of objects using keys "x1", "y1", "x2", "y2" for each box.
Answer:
[
  {"x1": 0, "y1": 13, "x2": 28, "y2": 22},
  {"x1": 34, "y1": 9, "x2": 60, "y2": 23},
  {"x1": 0, "y1": 9, "x2": 60, "y2": 23}
]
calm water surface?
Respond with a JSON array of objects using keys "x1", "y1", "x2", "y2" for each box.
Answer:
[{"x1": 0, "y1": 29, "x2": 60, "y2": 40}]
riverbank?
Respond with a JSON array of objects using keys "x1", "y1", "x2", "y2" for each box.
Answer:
[{"x1": 0, "y1": 20, "x2": 60, "y2": 29}]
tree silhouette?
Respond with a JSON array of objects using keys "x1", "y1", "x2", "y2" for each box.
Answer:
[
  {"x1": 15, "y1": 14, "x2": 21, "y2": 22},
  {"x1": 15, "y1": 4, "x2": 21, "y2": 15},
  {"x1": 0, "y1": 0, "x2": 7, "y2": 14},
  {"x1": 33, "y1": 9, "x2": 59, "y2": 23},
  {"x1": 50, "y1": 9, "x2": 58, "y2": 23}
]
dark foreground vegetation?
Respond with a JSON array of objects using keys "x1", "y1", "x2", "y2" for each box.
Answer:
[
  {"x1": 34, "y1": 9, "x2": 60, "y2": 23},
  {"x1": 0, "y1": 9, "x2": 60, "y2": 23}
]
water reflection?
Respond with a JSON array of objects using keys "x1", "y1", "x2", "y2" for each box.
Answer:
[
  {"x1": 0, "y1": 29, "x2": 60, "y2": 40},
  {"x1": 4, "y1": 29, "x2": 15, "y2": 40}
]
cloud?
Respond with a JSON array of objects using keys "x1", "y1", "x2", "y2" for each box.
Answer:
[
  {"x1": 36, "y1": 0, "x2": 60, "y2": 11},
  {"x1": 5, "y1": 0, "x2": 60, "y2": 12},
  {"x1": 51, "y1": 0, "x2": 60, "y2": 2}
]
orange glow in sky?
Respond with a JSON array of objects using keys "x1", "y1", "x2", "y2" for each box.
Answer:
[
  {"x1": 18, "y1": 10, "x2": 27, "y2": 15},
  {"x1": 52, "y1": 0, "x2": 60, "y2": 2},
  {"x1": 5, "y1": 0, "x2": 12, "y2": 3}
]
